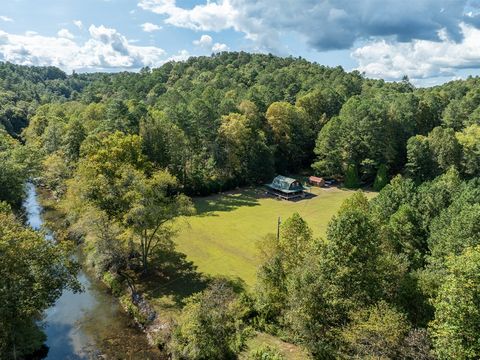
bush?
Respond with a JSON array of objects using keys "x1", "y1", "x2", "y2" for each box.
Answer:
[
  {"x1": 169, "y1": 278, "x2": 252, "y2": 359},
  {"x1": 340, "y1": 301, "x2": 410, "y2": 359},
  {"x1": 102, "y1": 271, "x2": 123, "y2": 297}
]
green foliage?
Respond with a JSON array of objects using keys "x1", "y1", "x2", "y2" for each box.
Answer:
[
  {"x1": 456, "y1": 124, "x2": 480, "y2": 177},
  {"x1": 344, "y1": 163, "x2": 360, "y2": 188},
  {"x1": 421, "y1": 178, "x2": 480, "y2": 295},
  {"x1": 140, "y1": 109, "x2": 188, "y2": 178},
  {"x1": 311, "y1": 117, "x2": 342, "y2": 178},
  {"x1": 406, "y1": 135, "x2": 436, "y2": 182},
  {"x1": 218, "y1": 112, "x2": 274, "y2": 185},
  {"x1": 0, "y1": 130, "x2": 40, "y2": 207},
  {"x1": 123, "y1": 169, "x2": 194, "y2": 273},
  {"x1": 72, "y1": 131, "x2": 148, "y2": 219},
  {"x1": 338, "y1": 190, "x2": 370, "y2": 215},
  {"x1": 284, "y1": 203, "x2": 387, "y2": 357},
  {"x1": 247, "y1": 345, "x2": 285, "y2": 360},
  {"x1": 430, "y1": 246, "x2": 480, "y2": 360},
  {"x1": 0, "y1": 62, "x2": 91, "y2": 137},
  {"x1": 170, "y1": 278, "x2": 252, "y2": 360},
  {"x1": 65, "y1": 132, "x2": 194, "y2": 275},
  {"x1": 102, "y1": 271, "x2": 123, "y2": 297},
  {"x1": 120, "y1": 294, "x2": 149, "y2": 326},
  {"x1": 441, "y1": 88, "x2": 480, "y2": 130},
  {"x1": 41, "y1": 151, "x2": 71, "y2": 197},
  {"x1": 428, "y1": 127, "x2": 462, "y2": 172},
  {"x1": 313, "y1": 91, "x2": 414, "y2": 183},
  {"x1": 0, "y1": 209, "x2": 79, "y2": 357},
  {"x1": 255, "y1": 213, "x2": 316, "y2": 326},
  {"x1": 296, "y1": 87, "x2": 343, "y2": 133},
  {"x1": 373, "y1": 164, "x2": 389, "y2": 191},
  {"x1": 266, "y1": 101, "x2": 313, "y2": 171},
  {"x1": 340, "y1": 301, "x2": 410, "y2": 359},
  {"x1": 63, "y1": 117, "x2": 86, "y2": 162}
]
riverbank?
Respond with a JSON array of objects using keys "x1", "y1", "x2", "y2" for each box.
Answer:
[{"x1": 27, "y1": 184, "x2": 163, "y2": 359}]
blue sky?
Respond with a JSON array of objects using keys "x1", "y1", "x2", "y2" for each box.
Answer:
[{"x1": 1, "y1": 0, "x2": 480, "y2": 85}]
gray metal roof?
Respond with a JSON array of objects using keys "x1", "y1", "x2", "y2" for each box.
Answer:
[{"x1": 266, "y1": 175, "x2": 305, "y2": 193}]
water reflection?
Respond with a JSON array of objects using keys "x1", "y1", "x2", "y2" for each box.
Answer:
[{"x1": 23, "y1": 183, "x2": 162, "y2": 359}]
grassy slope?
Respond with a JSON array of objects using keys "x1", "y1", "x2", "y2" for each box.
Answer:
[{"x1": 174, "y1": 186, "x2": 376, "y2": 286}]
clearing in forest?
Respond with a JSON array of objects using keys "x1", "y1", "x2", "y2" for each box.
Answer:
[{"x1": 174, "y1": 186, "x2": 376, "y2": 285}]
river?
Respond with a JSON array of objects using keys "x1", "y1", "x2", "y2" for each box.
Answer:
[{"x1": 23, "y1": 183, "x2": 162, "y2": 359}]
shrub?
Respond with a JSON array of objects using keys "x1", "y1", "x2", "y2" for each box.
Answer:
[
  {"x1": 102, "y1": 271, "x2": 123, "y2": 297},
  {"x1": 169, "y1": 278, "x2": 252, "y2": 359}
]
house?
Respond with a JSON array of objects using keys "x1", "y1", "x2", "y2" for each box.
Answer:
[
  {"x1": 308, "y1": 176, "x2": 325, "y2": 187},
  {"x1": 266, "y1": 175, "x2": 306, "y2": 200}
]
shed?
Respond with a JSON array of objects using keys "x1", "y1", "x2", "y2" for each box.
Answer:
[
  {"x1": 266, "y1": 175, "x2": 306, "y2": 200},
  {"x1": 308, "y1": 176, "x2": 325, "y2": 187}
]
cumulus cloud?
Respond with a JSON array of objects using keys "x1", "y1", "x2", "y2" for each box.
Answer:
[
  {"x1": 0, "y1": 15, "x2": 13, "y2": 22},
  {"x1": 138, "y1": 0, "x2": 478, "y2": 52},
  {"x1": 212, "y1": 42, "x2": 229, "y2": 52},
  {"x1": 0, "y1": 25, "x2": 169, "y2": 71},
  {"x1": 353, "y1": 23, "x2": 480, "y2": 80},
  {"x1": 141, "y1": 22, "x2": 162, "y2": 32},
  {"x1": 193, "y1": 34, "x2": 212, "y2": 47},
  {"x1": 73, "y1": 20, "x2": 83, "y2": 29},
  {"x1": 193, "y1": 34, "x2": 229, "y2": 53},
  {"x1": 165, "y1": 49, "x2": 190, "y2": 62},
  {"x1": 57, "y1": 28, "x2": 75, "y2": 39},
  {"x1": 139, "y1": 0, "x2": 238, "y2": 32}
]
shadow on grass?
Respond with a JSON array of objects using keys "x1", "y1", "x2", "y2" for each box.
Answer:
[
  {"x1": 194, "y1": 187, "x2": 265, "y2": 217},
  {"x1": 286, "y1": 192, "x2": 318, "y2": 202},
  {"x1": 261, "y1": 188, "x2": 319, "y2": 203},
  {"x1": 140, "y1": 249, "x2": 209, "y2": 309}
]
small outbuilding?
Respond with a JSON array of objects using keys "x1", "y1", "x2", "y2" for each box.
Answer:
[
  {"x1": 266, "y1": 175, "x2": 306, "y2": 200},
  {"x1": 308, "y1": 176, "x2": 325, "y2": 187}
]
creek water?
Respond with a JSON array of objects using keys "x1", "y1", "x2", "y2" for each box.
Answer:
[{"x1": 23, "y1": 183, "x2": 162, "y2": 359}]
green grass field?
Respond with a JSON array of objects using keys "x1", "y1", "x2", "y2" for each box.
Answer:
[{"x1": 174, "y1": 186, "x2": 376, "y2": 285}]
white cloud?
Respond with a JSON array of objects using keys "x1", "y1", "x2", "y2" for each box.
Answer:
[
  {"x1": 141, "y1": 22, "x2": 162, "y2": 32},
  {"x1": 138, "y1": 0, "x2": 239, "y2": 32},
  {"x1": 137, "y1": 0, "x2": 478, "y2": 54},
  {"x1": 165, "y1": 49, "x2": 190, "y2": 62},
  {"x1": 0, "y1": 15, "x2": 13, "y2": 22},
  {"x1": 0, "y1": 25, "x2": 168, "y2": 72},
  {"x1": 212, "y1": 42, "x2": 229, "y2": 52},
  {"x1": 193, "y1": 34, "x2": 229, "y2": 53},
  {"x1": 193, "y1": 34, "x2": 212, "y2": 47},
  {"x1": 57, "y1": 28, "x2": 75, "y2": 40},
  {"x1": 73, "y1": 20, "x2": 83, "y2": 29},
  {"x1": 352, "y1": 23, "x2": 480, "y2": 80}
]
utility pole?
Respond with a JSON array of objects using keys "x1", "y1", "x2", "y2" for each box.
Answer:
[{"x1": 277, "y1": 216, "x2": 281, "y2": 241}]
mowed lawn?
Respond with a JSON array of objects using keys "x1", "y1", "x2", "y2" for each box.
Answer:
[{"x1": 174, "y1": 186, "x2": 376, "y2": 285}]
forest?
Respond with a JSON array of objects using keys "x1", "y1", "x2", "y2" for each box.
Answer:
[{"x1": 1, "y1": 52, "x2": 480, "y2": 359}]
